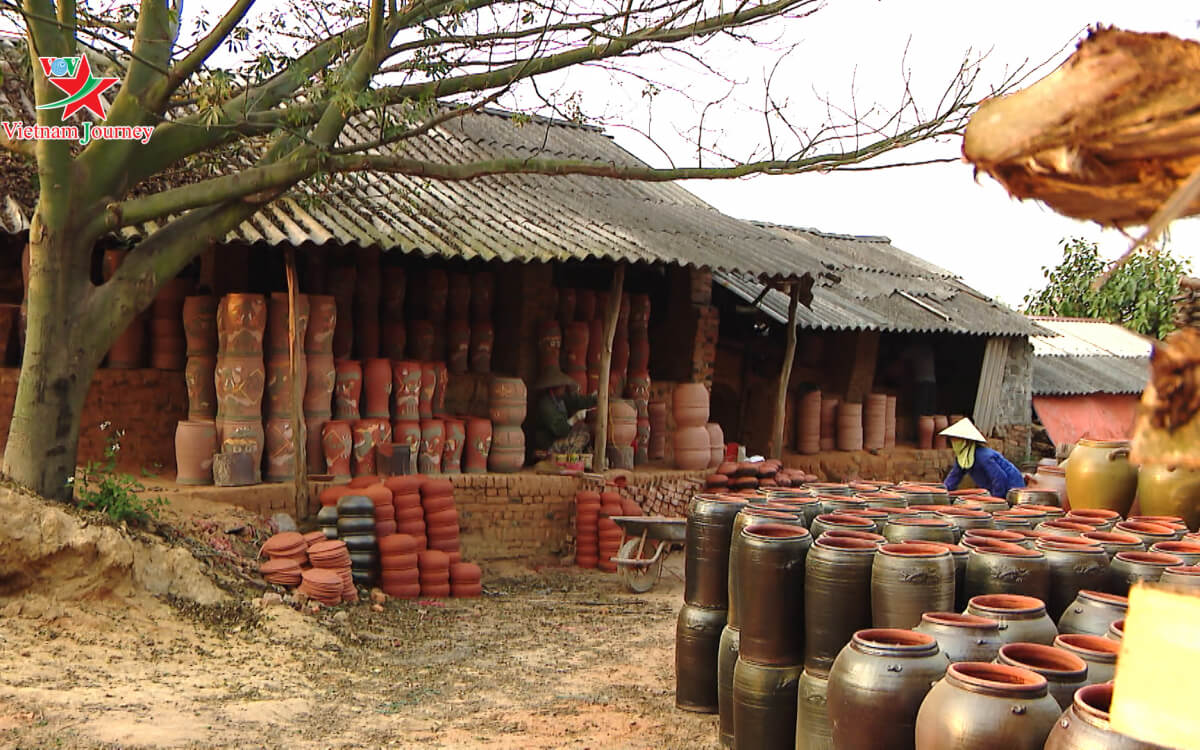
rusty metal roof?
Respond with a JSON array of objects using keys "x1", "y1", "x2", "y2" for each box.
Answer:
[
  {"x1": 713, "y1": 225, "x2": 1042, "y2": 337},
  {"x1": 1030, "y1": 318, "x2": 1151, "y2": 395}
]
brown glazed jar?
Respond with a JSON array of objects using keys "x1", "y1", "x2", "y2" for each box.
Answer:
[
  {"x1": 731, "y1": 658, "x2": 802, "y2": 750},
  {"x1": 1149, "y1": 540, "x2": 1200, "y2": 565},
  {"x1": 965, "y1": 594, "x2": 1058, "y2": 646},
  {"x1": 1081, "y1": 531, "x2": 1144, "y2": 558},
  {"x1": 871, "y1": 542, "x2": 955, "y2": 629},
  {"x1": 1044, "y1": 682, "x2": 1170, "y2": 750},
  {"x1": 1108, "y1": 551, "x2": 1182, "y2": 596},
  {"x1": 995, "y1": 642, "x2": 1087, "y2": 710},
  {"x1": 1036, "y1": 540, "x2": 1110, "y2": 621},
  {"x1": 804, "y1": 536, "x2": 878, "y2": 675},
  {"x1": 1159, "y1": 564, "x2": 1200, "y2": 588},
  {"x1": 736, "y1": 523, "x2": 812, "y2": 666},
  {"x1": 964, "y1": 542, "x2": 1051, "y2": 603},
  {"x1": 810, "y1": 512, "x2": 876, "y2": 540},
  {"x1": 828, "y1": 629, "x2": 946, "y2": 750},
  {"x1": 914, "y1": 612, "x2": 1004, "y2": 664},
  {"x1": 684, "y1": 494, "x2": 748, "y2": 609},
  {"x1": 795, "y1": 669, "x2": 832, "y2": 750},
  {"x1": 1057, "y1": 589, "x2": 1128, "y2": 637},
  {"x1": 675, "y1": 602, "x2": 726, "y2": 713},
  {"x1": 883, "y1": 517, "x2": 958, "y2": 545},
  {"x1": 1054, "y1": 634, "x2": 1119, "y2": 686},
  {"x1": 915, "y1": 661, "x2": 1060, "y2": 750},
  {"x1": 1113, "y1": 521, "x2": 1179, "y2": 547}
]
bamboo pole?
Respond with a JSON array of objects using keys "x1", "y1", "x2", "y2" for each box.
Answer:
[
  {"x1": 771, "y1": 283, "x2": 800, "y2": 460},
  {"x1": 593, "y1": 264, "x2": 625, "y2": 472},
  {"x1": 285, "y1": 249, "x2": 308, "y2": 518}
]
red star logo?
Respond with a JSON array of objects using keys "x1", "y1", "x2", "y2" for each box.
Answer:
[{"x1": 39, "y1": 55, "x2": 119, "y2": 120}]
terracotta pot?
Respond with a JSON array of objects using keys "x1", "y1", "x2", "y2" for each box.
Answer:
[
  {"x1": 648, "y1": 401, "x2": 668, "y2": 460},
  {"x1": 705, "y1": 423, "x2": 725, "y2": 468},
  {"x1": 1030, "y1": 464, "x2": 1069, "y2": 509},
  {"x1": 1057, "y1": 589, "x2": 1127, "y2": 636},
  {"x1": 363, "y1": 358, "x2": 392, "y2": 418},
  {"x1": 424, "y1": 269, "x2": 448, "y2": 323},
  {"x1": 836, "y1": 402, "x2": 864, "y2": 451},
  {"x1": 447, "y1": 272, "x2": 471, "y2": 321},
  {"x1": 586, "y1": 318, "x2": 604, "y2": 371},
  {"x1": 469, "y1": 321, "x2": 493, "y2": 374},
  {"x1": 796, "y1": 390, "x2": 822, "y2": 455},
  {"x1": 264, "y1": 417, "x2": 297, "y2": 482},
  {"x1": 303, "y1": 353, "x2": 335, "y2": 416},
  {"x1": 537, "y1": 320, "x2": 562, "y2": 372},
  {"x1": 442, "y1": 418, "x2": 465, "y2": 474},
  {"x1": 995, "y1": 642, "x2": 1087, "y2": 710},
  {"x1": 1066, "y1": 439, "x2": 1138, "y2": 516},
  {"x1": 804, "y1": 536, "x2": 877, "y2": 674},
  {"x1": 556, "y1": 287, "x2": 576, "y2": 326},
  {"x1": 635, "y1": 417, "x2": 651, "y2": 466},
  {"x1": 608, "y1": 399, "x2": 637, "y2": 447},
  {"x1": 914, "y1": 612, "x2": 1003, "y2": 664},
  {"x1": 966, "y1": 594, "x2": 1058, "y2": 645},
  {"x1": 418, "y1": 418, "x2": 445, "y2": 474},
  {"x1": 672, "y1": 426, "x2": 709, "y2": 471},
  {"x1": 488, "y1": 377, "x2": 527, "y2": 426},
  {"x1": 915, "y1": 662, "x2": 1060, "y2": 750},
  {"x1": 809, "y1": 513, "x2": 876, "y2": 539},
  {"x1": 182, "y1": 295, "x2": 218, "y2": 356},
  {"x1": 392, "y1": 420, "x2": 422, "y2": 468},
  {"x1": 1066, "y1": 508, "x2": 1120, "y2": 531},
  {"x1": 563, "y1": 321, "x2": 589, "y2": 373},
  {"x1": 175, "y1": 420, "x2": 217, "y2": 485},
  {"x1": 674, "y1": 383, "x2": 710, "y2": 427},
  {"x1": 1038, "y1": 542, "x2": 1110, "y2": 621},
  {"x1": 391, "y1": 360, "x2": 421, "y2": 420},
  {"x1": 1054, "y1": 633, "x2": 1119, "y2": 686},
  {"x1": 575, "y1": 289, "x2": 596, "y2": 321},
  {"x1": 214, "y1": 354, "x2": 265, "y2": 419},
  {"x1": 447, "y1": 321, "x2": 470, "y2": 374},
  {"x1": 418, "y1": 362, "x2": 437, "y2": 419},
  {"x1": 381, "y1": 266, "x2": 406, "y2": 322},
  {"x1": 408, "y1": 320, "x2": 435, "y2": 361},
  {"x1": 305, "y1": 415, "x2": 328, "y2": 473},
  {"x1": 675, "y1": 602, "x2": 726, "y2": 713},
  {"x1": 863, "y1": 393, "x2": 887, "y2": 451},
  {"x1": 382, "y1": 321, "x2": 407, "y2": 360},
  {"x1": 433, "y1": 362, "x2": 448, "y2": 415},
  {"x1": 185, "y1": 355, "x2": 217, "y2": 419},
  {"x1": 917, "y1": 415, "x2": 935, "y2": 450},
  {"x1": 737, "y1": 523, "x2": 813, "y2": 666},
  {"x1": 1080, "y1": 531, "x2": 1144, "y2": 558},
  {"x1": 304, "y1": 295, "x2": 337, "y2": 356},
  {"x1": 464, "y1": 417, "x2": 492, "y2": 474},
  {"x1": 731, "y1": 658, "x2": 802, "y2": 750},
  {"x1": 470, "y1": 272, "x2": 493, "y2": 322},
  {"x1": 216, "y1": 293, "x2": 266, "y2": 355},
  {"x1": 351, "y1": 420, "x2": 377, "y2": 477},
  {"x1": 488, "y1": 424, "x2": 525, "y2": 472},
  {"x1": 333, "y1": 359, "x2": 362, "y2": 420},
  {"x1": 884, "y1": 395, "x2": 897, "y2": 448},
  {"x1": 965, "y1": 543, "x2": 1051, "y2": 602},
  {"x1": 685, "y1": 494, "x2": 748, "y2": 609},
  {"x1": 1114, "y1": 521, "x2": 1182, "y2": 547},
  {"x1": 827, "y1": 629, "x2": 946, "y2": 750},
  {"x1": 871, "y1": 543, "x2": 955, "y2": 629},
  {"x1": 107, "y1": 312, "x2": 146, "y2": 368},
  {"x1": 1108, "y1": 550, "x2": 1180, "y2": 595},
  {"x1": 265, "y1": 292, "x2": 310, "y2": 357}
]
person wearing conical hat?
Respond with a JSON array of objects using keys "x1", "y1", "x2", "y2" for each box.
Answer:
[
  {"x1": 941, "y1": 417, "x2": 1025, "y2": 499},
  {"x1": 532, "y1": 367, "x2": 597, "y2": 456}
]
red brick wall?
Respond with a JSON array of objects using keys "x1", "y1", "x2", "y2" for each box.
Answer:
[
  {"x1": 0, "y1": 367, "x2": 187, "y2": 473},
  {"x1": 785, "y1": 447, "x2": 954, "y2": 484}
]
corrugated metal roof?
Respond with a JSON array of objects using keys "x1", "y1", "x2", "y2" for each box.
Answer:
[
  {"x1": 1029, "y1": 317, "x2": 1154, "y2": 358},
  {"x1": 712, "y1": 226, "x2": 1041, "y2": 336},
  {"x1": 1029, "y1": 318, "x2": 1151, "y2": 396}
]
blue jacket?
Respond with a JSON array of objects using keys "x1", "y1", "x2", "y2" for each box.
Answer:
[{"x1": 943, "y1": 446, "x2": 1025, "y2": 499}]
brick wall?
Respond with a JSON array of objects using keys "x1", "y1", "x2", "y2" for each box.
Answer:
[
  {"x1": 0, "y1": 366, "x2": 187, "y2": 473},
  {"x1": 785, "y1": 447, "x2": 954, "y2": 484},
  {"x1": 995, "y1": 337, "x2": 1033, "y2": 461}
]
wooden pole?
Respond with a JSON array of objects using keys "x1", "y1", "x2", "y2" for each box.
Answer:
[
  {"x1": 594, "y1": 264, "x2": 625, "y2": 472},
  {"x1": 285, "y1": 249, "x2": 308, "y2": 519},
  {"x1": 771, "y1": 283, "x2": 800, "y2": 459}
]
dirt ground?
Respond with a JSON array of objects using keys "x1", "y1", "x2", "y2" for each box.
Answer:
[{"x1": 0, "y1": 502, "x2": 717, "y2": 750}]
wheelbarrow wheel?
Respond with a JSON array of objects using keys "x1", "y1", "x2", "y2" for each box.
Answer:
[{"x1": 617, "y1": 537, "x2": 663, "y2": 593}]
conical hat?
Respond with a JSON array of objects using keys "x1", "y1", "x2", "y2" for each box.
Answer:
[
  {"x1": 939, "y1": 418, "x2": 986, "y2": 443},
  {"x1": 533, "y1": 367, "x2": 579, "y2": 391}
]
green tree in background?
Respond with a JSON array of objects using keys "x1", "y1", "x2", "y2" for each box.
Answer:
[{"x1": 1023, "y1": 237, "x2": 1189, "y2": 339}]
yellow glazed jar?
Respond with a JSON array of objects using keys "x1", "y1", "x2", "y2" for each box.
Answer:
[{"x1": 1065, "y1": 440, "x2": 1137, "y2": 516}]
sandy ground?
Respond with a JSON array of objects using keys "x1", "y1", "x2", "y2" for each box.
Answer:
[{"x1": 0, "y1": 548, "x2": 717, "y2": 749}]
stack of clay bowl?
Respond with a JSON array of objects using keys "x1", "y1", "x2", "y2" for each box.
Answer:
[
  {"x1": 306, "y1": 539, "x2": 355, "y2": 603},
  {"x1": 673, "y1": 383, "x2": 711, "y2": 470},
  {"x1": 260, "y1": 558, "x2": 303, "y2": 587},
  {"x1": 337, "y1": 494, "x2": 378, "y2": 588},
  {"x1": 303, "y1": 530, "x2": 327, "y2": 548},
  {"x1": 422, "y1": 479, "x2": 461, "y2": 563},
  {"x1": 386, "y1": 475, "x2": 427, "y2": 549},
  {"x1": 575, "y1": 491, "x2": 602, "y2": 568},
  {"x1": 262, "y1": 532, "x2": 309, "y2": 565},
  {"x1": 418, "y1": 549, "x2": 451, "y2": 597},
  {"x1": 598, "y1": 492, "x2": 625, "y2": 573},
  {"x1": 488, "y1": 376, "x2": 527, "y2": 473},
  {"x1": 451, "y1": 562, "x2": 483, "y2": 598},
  {"x1": 379, "y1": 533, "x2": 420, "y2": 599},
  {"x1": 299, "y1": 568, "x2": 344, "y2": 606},
  {"x1": 359, "y1": 482, "x2": 395, "y2": 538}
]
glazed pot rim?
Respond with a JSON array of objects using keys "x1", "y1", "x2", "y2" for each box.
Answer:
[
  {"x1": 1129, "y1": 515, "x2": 1186, "y2": 526},
  {"x1": 946, "y1": 662, "x2": 1049, "y2": 695},
  {"x1": 964, "y1": 529, "x2": 1025, "y2": 541},
  {"x1": 969, "y1": 541, "x2": 1042, "y2": 557},
  {"x1": 1021, "y1": 504, "x2": 1065, "y2": 513},
  {"x1": 1081, "y1": 531, "x2": 1142, "y2": 544},
  {"x1": 1036, "y1": 540, "x2": 1105, "y2": 553},
  {"x1": 967, "y1": 594, "x2": 1046, "y2": 614},
  {"x1": 1114, "y1": 521, "x2": 1176, "y2": 535},
  {"x1": 816, "y1": 495, "x2": 867, "y2": 505},
  {"x1": 949, "y1": 488, "x2": 989, "y2": 496},
  {"x1": 876, "y1": 542, "x2": 950, "y2": 557},
  {"x1": 1043, "y1": 520, "x2": 1096, "y2": 531},
  {"x1": 1164, "y1": 565, "x2": 1200, "y2": 576},
  {"x1": 998, "y1": 643, "x2": 1088, "y2": 676},
  {"x1": 742, "y1": 522, "x2": 812, "y2": 540},
  {"x1": 1073, "y1": 683, "x2": 1115, "y2": 724},
  {"x1": 922, "y1": 541, "x2": 968, "y2": 554},
  {"x1": 1076, "y1": 438, "x2": 1131, "y2": 448},
  {"x1": 887, "y1": 517, "x2": 953, "y2": 527},
  {"x1": 1151, "y1": 541, "x2": 1200, "y2": 553},
  {"x1": 1078, "y1": 590, "x2": 1129, "y2": 607},
  {"x1": 1114, "y1": 551, "x2": 1183, "y2": 566},
  {"x1": 1054, "y1": 634, "x2": 1120, "y2": 660},
  {"x1": 856, "y1": 491, "x2": 905, "y2": 500},
  {"x1": 815, "y1": 513, "x2": 876, "y2": 527},
  {"x1": 841, "y1": 508, "x2": 889, "y2": 518},
  {"x1": 807, "y1": 482, "x2": 850, "y2": 490},
  {"x1": 823, "y1": 529, "x2": 887, "y2": 542},
  {"x1": 1035, "y1": 535, "x2": 1101, "y2": 547},
  {"x1": 1109, "y1": 619, "x2": 1125, "y2": 636},
  {"x1": 852, "y1": 628, "x2": 939, "y2": 653},
  {"x1": 813, "y1": 536, "x2": 879, "y2": 551},
  {"x1": 1067, "y1": 508, "x2": 1121, "y2": 519},
  {"x1": 920, "y1": 612, "x2": 999, "y2": 629},
  {"x1": 739, "y1": 508, "x2": 801, "y2": 521},
  {"x1": 936, "y1": 508, "x2": 990, "y2": 518}
]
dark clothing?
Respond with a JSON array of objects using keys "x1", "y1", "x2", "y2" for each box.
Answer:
[
  {"x1": 533, "y1": 391, "x2": 597, "y2": 451},
  {"x1": 944, "y1": 446, "x2": 1025, "y2": 499}
]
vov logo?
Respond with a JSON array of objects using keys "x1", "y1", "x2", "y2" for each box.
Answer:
[{"x1": 35, "y1": 53, "x2": 119, "y2": 119}]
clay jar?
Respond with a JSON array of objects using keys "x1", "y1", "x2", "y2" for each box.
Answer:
[
  {"x1": 305, "y1": 295, "x2": 337, "y2": 355},
  {"x1": 363, "y1": 358, "x2": 393, "y2": 418},
  {"x1": 1044, "y1": 683, "x2": 1159, "y2": 750},
  {"x1": 182, "y1": 295, "x2": 218, "y2": 356},
  {"x1": 264, "y1": 417, "x2": 297, "y2": 482},
  {"x1": 870, "y1": 542, "x2": 955, "y2": 629},
  {"x1": 1136, "y1": 463, "x2": 1200, "y2": 531},
  {"x1": 470, "y1": 272, "x2": 494, "y2": 321},
  {"x1": 303, "y1": 353, "x2": 335, "y2": 416},
  {"x1": 185, "y1": 355, "x2": 218, "y2": 419},
  {"x1": 1054, "y1": 633, "x2": 1119, "y2": 686},
  {"x1": 351, "y1": 420, "x2": 378, "y2": 476},
  {"x1": 321, "y1": 420, "x2": 353, "y2": 480},
  {"x1": 214, "y1": 354, "x2": 266, "y2": 419},
  {"x1": 419, "y1": 362, "x2": 437, "y2": 419},
  {"x1": 731, "y1": 659, "x2": 802, "y2": 750},
  {"x1": 442, "y1": 418, "x2": 465, "y2": 474},
  {"x1": 966, "y1": 594, "x2": 1058, "y2": 646},
  {"x1": 914, "y1": 612, "x2": 1004, "y2": 664},
  {"x1": 675, "y1": 602, "x2": 727, "y2": 713},
  {"x1": 447, "y1": 321, "x2": 470, "y2": 374},
  {"x1": 488, "y1": 425, "x2": 524, "y2": 473},
  {"x1": 674, "y1": 426, "x2": 710, "y2": 470},
  {"x1": 1037, "y1": 541, "x2": 1110, "y2": 621},
  {"x1": 827, "y1": 629, "x2": 947, "y2": 750},
  {"x1": 736, "y1": 523, "x2": 813, "y2": 665},
  {"x1": 488, "y1": 377, "x2": 527, "y2": 426},
  {"x1": 470, "y1": 322, "x2": 494, "y2": 374},
  {"x1": 1065, "y1": 439, "x2": 1138, "y2": 516},
  {"x1": 995, "y1": 642, "x2": 1087, "y2": 711},
  {"x1": 914, "y1": 662, "x2": 1061, "y2": 750},
  {"x1": 609, "y1": 399, "x2": 637, "y2": 448},
  {"x1": 265, "y1": 292, "x2": 310, "y2": 357},
  {"x1": 563, "y1": 321, "x2": 589, "y2": 373},
  {"x1": 424, "y1": 269, "x2": 448, "y2": 322},
  {"x1": 1057, "y1": 589, "x2": 1128, "y2": 636},
  {"x1": 381, "y1": 266, "x2": 406, "y2": 322},
  {"x1": 408, "y1": 320, "x2": 435, "y2": 361},
  {"x1": 674, "y1": 383, "x2": 710, "y2": 427},
  {"x1": 965, "y1": 542, "x2": 1051, "y2": 602},
  {"x1": 433, "y1": 362, "x2": 448, "y2": 415},
  {"x1": 333, "y1": 360, "x2": 362, "y2": 419},
  {"x1": 537, "y1": 320, "x2": 562, "y2": 372},
  {"x1": 217, "y1": 293, "x2": 266, "y2": 355},
  {"x1": 419, "y1": 419, "x2": 445, "y2": 474},
  {"x1": 804, "y1": 536, "x2": 877, "y2": 674},
  {"x1": 392, "y1": 420, "x2": 422, "y2": 467},
  {"x1": 175, "y1": 420, "x2": 217, "y2": 485},
  {"x1": 448, "y1": 272, "x2": 471, "y2": 320},
  {"x1": 392, "y1": 360, "x2": 421, "y2": 420},
  {"x1": 464, "y1": 417, "x2": 492, "y2": 474},
  {"x1": 1108, "y1": 551, "x2": 1181, "y2": 595},
  {"x1": 685, "y1": 494, "x2": 749, "y2": 609}
]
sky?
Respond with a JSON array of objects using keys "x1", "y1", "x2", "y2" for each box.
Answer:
[{"x1": 604, "y1": 2, "x2": 1200, "y2": 307}]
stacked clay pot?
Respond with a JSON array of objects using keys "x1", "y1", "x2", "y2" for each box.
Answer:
[
  {"x1": 488, "y1": 376, "x2": 526, "y2": 472},
  {"x1": 305, "y1": 295, "x2": 337, "y2": 474},
  {"x1": 328, "y1": 262, "x2": 356, "y2": 360},
  {"x1": 102, "y1": 250, "x2": 147, "y2": 368},
  {"x1": 259, "y1": 558, "x2": 303, "y2": 587},
  {"x1": 609, "y1": 399, "x2": 637, "y2": 469},
  {"x1": 352, "y1": 419, "x2": 378, "y2": 477},
  {"x1": 597, "y1": 492, "x2": 623, "y2": 573},
  {"x1": 837, "y1": 402, "x2": 864, "y2": 451},
  {"x1": 264, "y1": 292, "x2": 309, "y2": 482},
  {"x1": 337, "y1": 493, "x2": 377, "y2": 588},
  {"x1": 673, "y1": 383, "x2": 710, "y2": 470},
  {"x1": 321, "y1": 420, "x2": 353, "y2": 481},
  {"x1": 215, "y1": 293, "x2": 266, "y2": 482},
  {"x1": 150, "y1": 277, "x2": 189, "y2": 370},
  {"x1": 422, "y1": 478, "x2": 461, "y2": 562},
  {"x1": 563, "y1": 319, "x2": 589, "y2": 390},
  {"x1": 381, "y1": 265, "x2": 406, "y2": 359},
  {"x1": 819, "y1": 396, "x2": 839, "y2": 452},
  {"x1": 298, "y1": 568, "x2": 344, "y2": 606},
  {"x1": 441, "y1": 417, "x2": 465, "y2": 474},
  {"x1": 450, "y1": 562, "x2": 482, "y2": 598},
  {"x1": 391, "y1": 360, "x2": 422, "y2": 470},
  {"x1": 379, "y1": 533, "x2": 420, "y2": 599},
  {"x1": 175, "y1": 420, "x2": 217, "y2": 486},
  {"x1": 183, "y1": 295, "x2": 218, "y2": 420},
  {"x1": 648, "y1": 401, "x2": 668, "y2": 461},
  {"x1": 863, "y1": 393, "x2": 887, "y2": 451},
  {"x1": 359, "y1": 482, "x2": 394, "y2": 538},
  {"x1": 464, "y1": 417, "x2": 492, "y2": 474},
  {"x1": 932, "y1": 415, "x2": 950, "y2": 449},
  {"x1": 355, "y1": 248, "x2": 381, "y2": 358},
  {"x1": 387, "y1": 475, "x2": 427, "y2": 550},
  {"x1": 419, "y1": 416, "x2": 444, "y2": 474},
  {"x1": 884, "y1": 395, "x2": 897, "y2": 448},
  {"x1": 418, "y1": 549, "x2": 451, "y2": 597},
  {"x1": 575, "y1": 491, "x2": 601, "y2": 568},
  {"x1": 796, "y1": 389, "x2": 821, "y2": 455},
  {"x1": 334, "y1": 359, "x2": 362, "y2": 420},
  {"x1": 307, "y1": 539, "x2": 355, "y2": 603}
]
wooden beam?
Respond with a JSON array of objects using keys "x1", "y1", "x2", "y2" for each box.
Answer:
[
  {"x1": 593, "y1": 264, "x2": 625, "y2": 472},
  {"x1": 844, "y1": 330, "x2": 881, "y2": 404},
  {"x1": 285, "y1": 249, "x2": 308, "y2": 519},
  {"x1": 771, "y1": 283, "x2": 800, "y2": 459},
  {"x1": 973, "y1": 337, "x2": 1010, "y2": 434}
]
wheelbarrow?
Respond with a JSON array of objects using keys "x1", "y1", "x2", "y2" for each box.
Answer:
[{"x1": 608, "y1": 515, "x2": 687, "y2": 593}]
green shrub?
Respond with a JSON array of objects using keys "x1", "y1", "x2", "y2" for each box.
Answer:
[{"x1": 70, "y1": 422, "x2": 168, "y2": 525}]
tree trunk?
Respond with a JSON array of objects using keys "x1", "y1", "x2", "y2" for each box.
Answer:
[
  {"x1": 593, "y1": 264, "x2": 625, "y2": 472},
  {"x1": 771, "y1": 283, "x2": 800, "y2": 459}
]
